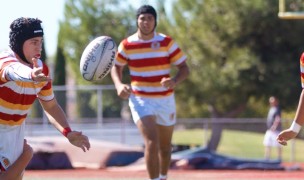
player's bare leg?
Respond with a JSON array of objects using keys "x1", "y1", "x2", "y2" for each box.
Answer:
[
  {"x1": 1, "y1": 172, "x2": 23, "y2": 180},
  {"x1": 158, "y1": 125, "x2": 174, "y2": 179},
  {"x1": 136, "y1": 115, "x2": 160, "y2": 179}
]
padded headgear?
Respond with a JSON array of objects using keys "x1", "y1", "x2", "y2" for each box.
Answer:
[
  {"x1": 136, "y1": 5, "x2": 157, "y2": 28},
  {"x1": 9, "y1": 17, "x2": 44, "y2": 63}
]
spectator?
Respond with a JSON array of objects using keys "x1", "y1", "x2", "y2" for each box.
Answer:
[{"x1": 263, "y1": 96, "x2": 282, "y2": 160}]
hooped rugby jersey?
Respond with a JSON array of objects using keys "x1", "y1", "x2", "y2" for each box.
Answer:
[
  {"x1": 0, "y1": 51, "x2": 54, "y2": 126},
  {"x1": 115, "y1": 32, "x2": 187, "y2": 98},
  {"x1": 300, "y1": 52, "x2": 304, "y2": 88}
]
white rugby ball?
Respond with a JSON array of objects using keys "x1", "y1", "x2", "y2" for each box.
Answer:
[{"x1": 80, "y1": 36, "x2": 117, "y2": 82}]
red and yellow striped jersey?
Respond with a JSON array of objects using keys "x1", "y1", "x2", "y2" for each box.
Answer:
[
  {"x1": 0, "y1": 51, "x2": 54, "y2": 126},
  {"x1": 115, "y1": 32, "x2": 187, "y2": 97},
  {"x1": 300, "y1": 52, "x2": 304, "y2": 88}
]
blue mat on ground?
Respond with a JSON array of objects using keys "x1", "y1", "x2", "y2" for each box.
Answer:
[
  {"x1": 26, "y1": 152, "x2": 73, "y2": 170},
  {"x1": 105, "y1": 151, "x2": 144, "y2": 167},
  {"x1": 171, "y1": 147, "x2": 284, "y2": 170}
]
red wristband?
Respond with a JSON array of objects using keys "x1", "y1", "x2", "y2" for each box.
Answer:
[{"x1": 62, "y1": 127, "x2": 72, "y2": 137}]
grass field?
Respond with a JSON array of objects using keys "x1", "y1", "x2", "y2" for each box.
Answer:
[{"x1": 172, "y1": 129, "x2": 304, "y2": 162}]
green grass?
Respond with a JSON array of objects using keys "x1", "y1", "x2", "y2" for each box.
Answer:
[{"x1": 172, "y1": 128, "x2": 304, "y2": 162}]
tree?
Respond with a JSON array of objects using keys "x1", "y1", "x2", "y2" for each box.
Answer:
[
  {"x1": 158, "y1": 0, "x2": 304, "y2": 150},
  {"x1": 57, "y1": 0, "x2": 304, "y2": 150},
  {"x1": 53, "y1": 28, "x2": 67, "y2": 113},
  {"x1": 58, "y1": 0, "x2": 136, "y2": 119}
]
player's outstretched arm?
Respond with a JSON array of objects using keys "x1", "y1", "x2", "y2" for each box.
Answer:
[
  {"x1": 40, "y1": 98, "x2": 90, "y2": 152},
  {"x1": 277, "y1": 89, "x2": 304, "y2": 145},
  {"x1": 3, "y1": 57, "x2": 50, "y2": 82}
]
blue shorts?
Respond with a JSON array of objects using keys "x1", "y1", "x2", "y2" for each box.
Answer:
[{"x1": 129, "y1": 94, "x2": 176, "y2": 126}]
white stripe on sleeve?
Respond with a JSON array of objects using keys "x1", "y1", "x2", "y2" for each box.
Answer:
[{"x1": 4, "y1": 63, "x2": 33, "y2": 82}]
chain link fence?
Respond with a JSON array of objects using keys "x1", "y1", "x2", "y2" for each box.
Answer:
[{"x1": 24, "y1": 85, "x2": 299, "y2": 162}]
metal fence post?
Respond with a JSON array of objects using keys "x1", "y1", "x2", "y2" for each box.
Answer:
[
  {"x1": 290, "y1": 139, "x2": 295, "y2": 162},
  {"x1": 203, "y1": 121, "x2": 209, "y2": 147},
  {"x1": 97, "y1": 88, "x2": 103, "y2": 127}
]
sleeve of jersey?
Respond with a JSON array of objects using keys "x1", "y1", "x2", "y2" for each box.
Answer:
[
  {"x1": 114, "y1": 42, "x2": 128, "y2": 66},
  {"x1": 300, "y1": 52, "x2": 304, "y2": 88},
  {"x1": 168, "y1": 39, "x2": 187, "y2": 66},
  {"x1": 2, "y1": 62, "x2": 33, "y2": 82}
]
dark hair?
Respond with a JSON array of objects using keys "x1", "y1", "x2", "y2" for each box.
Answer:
[
  {"x1": 9, "y1": 17, "x2": 44, "y2": 63},
  {"x1": 136, "y1": 5, "x2": 157, "y2": 27}
]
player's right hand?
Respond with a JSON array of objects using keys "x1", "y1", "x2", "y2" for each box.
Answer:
[
  {"x1": 277, "y1": 129, "x2": 298, "y2": 146},
  {"x1": 117, "y1": 84, "x2": 131, "y2": 99},
  {"x1": 31, "y1": 57, "x2": 51, "y2": 82}
]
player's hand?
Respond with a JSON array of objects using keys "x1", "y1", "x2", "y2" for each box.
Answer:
[
  {"x1": 277, "y1": 129, "x2": 298, "y2": 146},
  {"x1": 117, "y1": 84, "x2": 131, "y2": 99},
  {"x1": 31, "y1": 57, "x2": 51, "y2": 82},
  {"x1": 23, "y1": 139, "x2": 34, "y2": 160},
  {"x1": 160, "y1": 77, "x2": 176, "y2": 89},
  {"x1": 67, "y1": 131, "x2": 91, "y2": 152}
]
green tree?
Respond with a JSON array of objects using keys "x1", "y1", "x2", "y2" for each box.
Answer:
[
  {"x1": 158, "y1": 0, "x2": 304, "y2": 150},
  {"x1": 57, "y1": 0, "x2": 304, "y2": 150},
  {"x1": 58, "y1": 0, "x2": 135, "y2": 119},
  {"x1": 53, "y1": 28, "x2": 67, "y2": 113}
]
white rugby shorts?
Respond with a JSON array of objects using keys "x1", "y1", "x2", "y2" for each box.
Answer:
[
  {"x1": 263, "y1": 130, "x2": 281, "y2": 147},
  {"x1": 129, "y1": 94, "x2": 176, "y2": 126},
  {"x1": 0, "y1": 122, "x2": 25, "y2": 171}
]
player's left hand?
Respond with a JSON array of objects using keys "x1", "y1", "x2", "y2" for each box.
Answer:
[
  {"x1": 116, "y1": 84, "x2": 131, "y2": 100},
  {"x1": 277, "y1": 129, "x2": 298, "y2": 146},
  {"x1": 67, "y1": 131, "x2": 91, "y2": 152},
  {"x1": 160, "y1": 77, "x2": 176, "y2": 89}
]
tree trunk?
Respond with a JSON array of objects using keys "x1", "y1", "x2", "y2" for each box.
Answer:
[
  {"x1": 205, "y1": 103, "x2": 247, "y2": 151},
  {"x1": 206, "y1": 120, "x2": 223, "y2": 151}
]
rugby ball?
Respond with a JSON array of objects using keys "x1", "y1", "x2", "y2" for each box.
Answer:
[{"x1": 80, "y1": 36, "x2": 117, "y2": 82}]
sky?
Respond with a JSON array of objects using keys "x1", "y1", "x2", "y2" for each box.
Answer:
[
  {"x1": 0, "y1": 0, "x2": 165, "y2": 57},
  {"x1": 0, "y1": 0, "x2": 65, "y2": 56}
]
